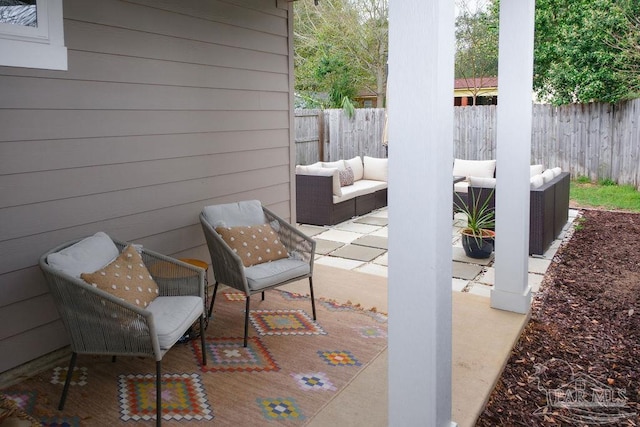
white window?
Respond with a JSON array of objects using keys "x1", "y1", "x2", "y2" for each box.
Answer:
[{"x1": 0, "y1": 0, "x2": 67, "y2": 70}]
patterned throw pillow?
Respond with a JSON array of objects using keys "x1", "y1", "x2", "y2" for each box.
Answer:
[
  {"x1": 215, "y1": 224, "x2": 289, "y2": 267},
  {"x1": 339, "y1": 165, "x2": 355, "y2": 187},
  {"x1": 81, "y1": 245, "x2": 159, "y2": 308}
]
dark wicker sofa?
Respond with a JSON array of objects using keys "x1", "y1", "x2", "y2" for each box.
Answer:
[
  {"x1": 296, "y1": 174, "x2": 387, "y2": 226},
  {"x1": 296, "y1": 156, "x2": 388, "y2": 226},
  {"x1": 466, "y1": 171, "x2": 570, "y2": 255}
]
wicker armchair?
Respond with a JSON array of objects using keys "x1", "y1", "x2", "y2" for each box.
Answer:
[
  {"x1": 200, "y1": 200, "x2": 316, "y2": 346},
  {"x1": 39, "y1": 236, "x2": 207, "y2": 427}
]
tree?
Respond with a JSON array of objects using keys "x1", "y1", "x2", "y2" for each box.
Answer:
[
  {"x1": 294, "y1": 0, "x2": 388, "y2": 108},
  {"x1": 609, "y1": 3, "x2": 640, "y2": 97},
  {"x1": 534, "y1": 0, "x2": 640, "y2": 104},
  {"x1": 454, "y1": 0, "x2": 499, "y2": 106}
]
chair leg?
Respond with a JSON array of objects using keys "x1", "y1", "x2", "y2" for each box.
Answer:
[
  {"x1": 200, "y1": 315, "x2": 207, "y2": 366},
  {"x1": 156, "y1": 361, "x2": 162, "y2": 427},
  {"x1": 244, "y1": 295, "x2": 250, "y2": 347},
  {"x1": 207, "y1": 281, "x2": 219, "y2": 319},
  {"x1": 309, "y1": 277, "x2": 317, "y2": 320},
  {"x1": 58, "y1": 352, "x2": 77, "y2": 410},
  {"x1": 261, "y1": 291, "x2": 265, "y2": 301}
]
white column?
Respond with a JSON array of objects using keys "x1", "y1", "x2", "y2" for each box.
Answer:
[
  {"x1": 491, "y1": 0, "x2": 535, "y2": 313},
  {"x1": 388, "y1": 1, "x2": 456, "y2": 426}
]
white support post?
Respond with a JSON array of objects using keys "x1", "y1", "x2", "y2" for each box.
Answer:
[
  {"x1": 491, "y1": 0, "x2": 535, "y2": 313},
  {"x1": 388, "y1": 1, "x2": 456, "y2": 426}
]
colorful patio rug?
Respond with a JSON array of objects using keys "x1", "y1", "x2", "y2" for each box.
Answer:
[{"x1": 1, "y1": 289, "x2": 387, "y2": 426}]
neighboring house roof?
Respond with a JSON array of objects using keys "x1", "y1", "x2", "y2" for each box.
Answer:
[{"x1": 454, "y1": 77, "x2": 498, "y2": 97}]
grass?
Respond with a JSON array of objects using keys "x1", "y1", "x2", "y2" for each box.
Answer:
[{"x1": 570, "y1": 176, "x2": 640, "y2": 212}]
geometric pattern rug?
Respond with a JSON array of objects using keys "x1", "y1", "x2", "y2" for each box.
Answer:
[{"x1": 0, "y1": 287, "x2": 387, "y2": 425}]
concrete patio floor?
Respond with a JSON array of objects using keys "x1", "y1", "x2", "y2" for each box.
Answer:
[{"x1": 285, "y1": 207, "x2": 579, "y2": 426}]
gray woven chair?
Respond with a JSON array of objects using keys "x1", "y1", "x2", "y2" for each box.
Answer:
[
  {"x1": 200, "y1": 200, "x2": 316, "y2": 347},
  {"x1": 39, "y1": 236, "x2": 207, "y2": 427}
]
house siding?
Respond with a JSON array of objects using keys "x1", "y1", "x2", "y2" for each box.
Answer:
[{"x1": 0, "y1": 0, "x2": 294, "y2": 373}]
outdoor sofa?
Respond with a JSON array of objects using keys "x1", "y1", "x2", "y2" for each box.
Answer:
[
  {"x1": 456, "y1": 160, "x2": 570, "y2": 255},
  {"x1": 296, "y1": 156, "x2": 388, "y2": 226}
]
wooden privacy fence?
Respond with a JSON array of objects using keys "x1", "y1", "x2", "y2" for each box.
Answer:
[
  {"x1": 296, "y1": 98, "x2": 640, "y2": 187},
  {"x1": 295, "y1": 108, "x2": 387, "y2": 165}
]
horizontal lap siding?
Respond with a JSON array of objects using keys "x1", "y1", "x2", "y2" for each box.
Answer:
[{"x1": 0, "y1": 0, "x2": 293, "y2": 372}]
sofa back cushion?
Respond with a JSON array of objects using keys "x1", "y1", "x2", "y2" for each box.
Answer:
[
  {"x1": 469, "y1": 176, "x2": 496, "y2": 188},
  {"x1": 363, "y1": 156, "x2": 388, "y2": 182},
  {"x1": 345, "y1": 156, "x2": 364, "y2": 181},
  {"x1": 453, "y1": 159, "x2": 496, "y2": 179},
  {"x1": 530, "y1": 164, "x2": 544, "y2": 177},
  {"x1": 322, "y1": 160, "x2": 346, "y2": 170}
]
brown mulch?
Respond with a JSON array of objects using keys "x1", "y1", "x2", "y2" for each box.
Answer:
[{"x1": 477, "y1": 209, "x2": 640, "y2": 426}]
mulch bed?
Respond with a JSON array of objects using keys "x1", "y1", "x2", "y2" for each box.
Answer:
[{"x1": 477, "y1": 209, "x2": 640, "y2": 426}]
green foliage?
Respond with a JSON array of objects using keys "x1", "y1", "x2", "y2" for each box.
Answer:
[
  {"x1": 294, "y1": 0, "x2": 388, "y2": 109},
  {"x1": 341, "y1": 96, "x2": 356, "y2": 119},
  {"x1": 576, "y1": 175, "x2": 592, "y2": 184},
  {"x1": 573, "y1": 217, "x2": 587, "y2": 231},
  {"x1": 455, "y1": 189, "x2": 495, "y2": 237},
  {"x1": 533, "y1": 0, "x2": 640, "y2": 104},
  {"x1": 455, "y1": 0, "x2": 499, "y2": 95},
  {"x1": 598, "y1": 178, "x2": 617, "y2": 186},
  {"x1": 570, "y1": 180, "x2": 640, "y2": 211}
]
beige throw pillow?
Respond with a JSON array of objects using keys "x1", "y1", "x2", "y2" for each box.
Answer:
[
  {"x1": 216, "y1": 224, "x2": 289, "y2": 267},
  {"x1": 81, "y1": 245, "x2": 159, "y2": 308}
]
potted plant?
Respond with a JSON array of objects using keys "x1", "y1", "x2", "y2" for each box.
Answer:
[{"x1": 455, "y1": 188, "x2": 495, "y2": 259}]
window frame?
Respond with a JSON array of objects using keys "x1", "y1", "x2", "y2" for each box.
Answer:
[{"x1": 0, "y1": 0, "x2": 67, "y2": 70}]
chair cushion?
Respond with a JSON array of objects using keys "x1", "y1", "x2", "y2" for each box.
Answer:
[
  {"x1": 295, "y1": 165, "x2": 342, "y2": 197},
  {"x1": 363, "y1": 156, "x2": 388, "y2": 182},
  {"x1": 345, "y1": 156, "x2": 364, "y2": 181},
  {"x1": 215, "y1": 224, "x2": 289, "y2": 267},
  {"x1": 245, "y1": 258, "x2": 310, "y2": 291},
  {"x1": 47, "y1": 231, "x2": 119, "y2": 277},
  {"x1": 81, "y1": 245, "x2": 159, "y2": 308},
  {"x1": 202, "y1": 200, "x2": 266, "y2": 228},
  {"x1": 146, "y1": 296, "x2": 203, "y2": 349}
]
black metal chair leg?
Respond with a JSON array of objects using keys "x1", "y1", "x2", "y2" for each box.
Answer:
[
  {"x1": 309, "y1": 277, "x2": 317, "y2": 320},
  {"x1": 207, "y1": 281, "x2": 219, "y2": 319},
  {"x1": 261, "y1": 291, "x2": 265, "y2": 301},
  {"x1": 244, "y1": 296, "x2": 250, "y2": 347},
  {"x1": 58, "y1": 352, "x2": 77, "y2": 410},
  {"x1": 200, "y1": 315, "x2": 207, "y2": 365},
  {"x1": 156, "y1": 361, "x2": 162, "y2": 427}
]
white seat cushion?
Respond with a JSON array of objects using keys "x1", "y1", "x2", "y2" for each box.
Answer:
[
  {"x1": 469, "y1": 176, "x2": 496, "y2": 188},
  {"x1": 47, "y1": 232, "x2": 119, "y2": 278},
  {"x1": 333, "y1": 180, "x2": 387, "y2": 203},
  {"x1": 245, "y1": 258, "x2": 310, "y2": 291},
  {"x1": 454, "y1": 181, "x2": 469, "y2": 193},
  {"x1": 146, "y1": 296, "x2": 203, "y2": 349}
]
